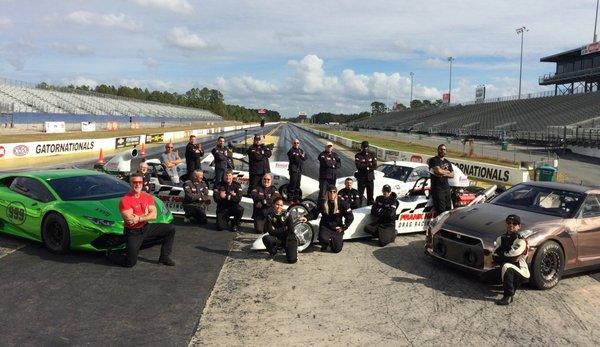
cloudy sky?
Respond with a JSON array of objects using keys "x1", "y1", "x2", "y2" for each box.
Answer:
[{"x1": 0, "y1": 0, "x2": 597, "y2": 116}]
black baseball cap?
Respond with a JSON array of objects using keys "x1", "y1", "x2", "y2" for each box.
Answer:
[
  {"x1": 361, "y1": 141, "x2": 369, "y2": 149},
  {"x1": 505, "y1": 214, "x2": 521, "y2": 224},
  {"x1": 382, "y1": 184, "x2": 392, "y2": 193},
  {"x1": 254, "y1": 134, "x2": 262, "y2": 140}
]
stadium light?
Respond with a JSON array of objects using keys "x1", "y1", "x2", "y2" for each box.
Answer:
[
  {"x1": 409, "y1": 72, "x2": 414, "y2": 105},
  {"x1": 595, "y1": 0, "x2": 599, "y2": 42},
  {"x1": 447, "y1": 57, "x2": 454, "y2": 104},
  {"x1": 516, "y1": 26, "x2": 529, "y2": 100}
]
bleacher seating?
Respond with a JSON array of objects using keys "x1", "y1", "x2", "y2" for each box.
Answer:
[
  {"x1": 0, "y1": 80, "x2": 222, "y2": 121},
  {"x1": 351, "y1": 91, "x2": 600, "y2": 135}
]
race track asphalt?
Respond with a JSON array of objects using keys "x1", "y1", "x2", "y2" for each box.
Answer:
[{"x1": 0, "y1": 220, "x2": 236, "y2": 346}]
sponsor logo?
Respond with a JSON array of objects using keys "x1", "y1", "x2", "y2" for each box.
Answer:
[
  {"x1": 13, "y1": 145, "x2": 29, "y2": 157},
  {"x1": 146, "y1": 133, "x2": 164, "y2": 143},
  {"x1": 399, "y1": 212, "x2": 436, "y2": 221},
  {"x1": 452, "y1": 162, "x2": 510, "y2": 182},
  {"x1": 35, "y1": 141, "x2": 94, "y2": 154},
  {"x1": 115, "y1": 136, "x2": 141, "y2": 149}
]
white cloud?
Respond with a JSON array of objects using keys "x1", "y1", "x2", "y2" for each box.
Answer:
[
  {"x1": 66, "y1": 11, "x2": 142, "y2": 31},
  {"x1": 48, "y1": 42, "x2": 93, "y2": 55},
  {"x1": 0, "y1": 17, "x2": 11, "y2": 30},
  {"x1": 216, "y1": 76, "x2": 279, "y2": 96},
  {"x1": 64, "y1": 76, "x2": 98, "y2": 88},
  {"x1": 423, "y1": 58, "x2": 450, "y2": 69},
  {"x1": 166, "y1": 27, "x2": 209, "y2": 50},
  {"x1": 286, "y1": 55, "x2": 339, "y2": 94},
  {"x1": 144, "y1": 57, "x2": 158, "y2": 68},
  {"x1": 132, "y1": 0, "x2": 195, "y2": 14}
]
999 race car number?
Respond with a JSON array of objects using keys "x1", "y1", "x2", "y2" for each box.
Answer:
[{"x1": 7, "y1": 202, "x2": 26, "y2": 225}]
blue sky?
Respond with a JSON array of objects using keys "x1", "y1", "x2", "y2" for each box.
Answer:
[{"x1": 0, "y1": 0, "x2": 597, "y2": 117}]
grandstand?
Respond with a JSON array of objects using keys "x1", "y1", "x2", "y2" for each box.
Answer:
[
  {"x1": 0, "y1": 78, "x2": 221, "y2": 121},
  {"x1": 350, "y1": 43, "x2": 600, "y2": 147}
]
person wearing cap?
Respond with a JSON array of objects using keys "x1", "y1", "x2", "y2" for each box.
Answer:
[
  {"x1": 428, "y1": 144, "x2": 454, "y2": 214},
  {"x1": 211, "y1": 136, "x2": 229, "y2": 188},
  {"x1": 365, "y1": 184, "x2": 399, "y2": 246},
  {"x1": 355, "y1": 140, "x2": 377, "y2": 206},
  {"x1": 317, "y1": 142, "x2": 341, "y2": 203},
  {"x1": 185, "y1": 135, "x2": 204, "y2": 177},
  {"x1": 492, "y1": 214, "x2": 530, "y2": 305},
  {"x1": 183, "y1": 170, "x2": 211, "y2": 225},
  {"x1": 246, "y1": 134, "x2": 272, "y2": 196},
  {"x1": 338, "y1": 177, "x2": 360, "y2": 209},
  {"x1": 287, "y1": 138, "x2": 307, "y2": 203},
  {"x1": 307, "y1": 185, "x2": 354, "y2": 253},
  {"x1": 262, "y1": 196, "x2": 298, "y2": 263},
  {"x1": 161, "y1": 143, "x2": 183, "y2": 184},
  {"x1": 250, "y1": 173, "x2": 281, "y2": 234}
]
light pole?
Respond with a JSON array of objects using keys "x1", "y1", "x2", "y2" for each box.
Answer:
[
  {"x1": 409, "y1": 72, "x2": 414, "y2": 106},
  {"x1": 594, "y1": 0, "x2": 599, "y2": 42},
  {"x1": 516, "y1": 26, "x2": 528, "y2": 99},
  {"x1": 447, "y1": 57, "x2": 454, "y2": 104}
]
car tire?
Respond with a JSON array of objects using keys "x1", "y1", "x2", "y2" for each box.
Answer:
[
  {"x1": 292, "y1": 221, "x2": 314, "y2": 252},
  {"x1": 531, "y1": 241, "x2": 564, "y2": 290},
  {"x1": 42, "y1": 212, "x2": 71, "y2": 254},
  {"x1": 300, "y1": 198, "x2": 317, "y2": 214},
  {"x1": 278, "y1": 184, "x2": 289, "y2": 200}
]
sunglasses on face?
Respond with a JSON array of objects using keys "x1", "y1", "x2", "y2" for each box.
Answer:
[
  {"x1": 293, "y1": 142, "x2": 299, "y2": 144},
  {"x1": 132, "y1": 180, "x2": 144, "y2": 185},
  {"x1": 506, "y1": 221, "x2": 520, "y2": 226},
  {"x1": 167, "y1": 146, "x2": 173, "y2": 149}
]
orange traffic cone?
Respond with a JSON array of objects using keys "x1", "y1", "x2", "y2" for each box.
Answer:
[
  {"x1": 140, "y1": 143, "x2": 146, "y2": 156},
  {"x1": 97, "y1": 148, "x2": 105, "y2": 165}
]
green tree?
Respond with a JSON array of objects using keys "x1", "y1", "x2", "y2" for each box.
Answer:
[{"x1": 371, "y1": 101, "x2": 386, "y2": 115}]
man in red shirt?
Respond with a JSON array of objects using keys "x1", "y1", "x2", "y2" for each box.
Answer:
[{"x1": 108, "y1": 172, "x2": 176, "y2": 267}]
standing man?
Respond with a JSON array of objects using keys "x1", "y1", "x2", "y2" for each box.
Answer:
[
  {"x1": 108, "y1": 173, "x2": 176, "y2": 267},
  {"x1": 287, "y1": 138, "x2": 307, "y2": 203},
  {"x1": 211, "y1": 136, "x2": 228, "y2": 188},
  {"x1": 137, "y1": 162, "x2": 152, "y2": 193},
  {"x1": 246, "y1": 134, "x2": 272, "y2": 195},
  {"x1": 183, "y1": 170, "x2": 211, "y2": 225},
  {"x1": 213, "y1": 170, "x2": 244, "y2": 232},
  {"x1": 338, "y1": 177, "x2": 360, "y2": 209},
  {"x1": 185, "y1": 135, "x2": 204, "y2": 177},
  {"x1": 355, "y1": 141, "x2": 377, "y2": 206},
  {"x1": 161, "y1": 143, "x2": 183, "y2": 184},
  {"x1": 317, "y1": 142, "x2": 341, "y2": 203},
  {"x1": 250, "y1": 173, "x2": 281, "y2": 234},
  {"x1": 428, "y1": 144, "x2": 454, "y2": 214}
]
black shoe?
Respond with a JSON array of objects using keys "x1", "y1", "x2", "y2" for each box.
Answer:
[
  {"x1": 495, "y1": 295, "x2": 513, "y2": 305},
  {"x1": 198, "y1": 219, "x2": 208, "y2": 226},
  {"x1": 159, "y1": 257, "x2": 176, "y2": 266},
  {"x1": 320, "y1": 244, "x2": 328, "y2": 252},
  {"x1": 231, "y1": 225, "x2": 239, "y2": 233}
]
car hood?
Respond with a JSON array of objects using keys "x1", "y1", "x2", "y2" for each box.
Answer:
[
  {"x1": 59, "y1": 197, "x2": 123, "y2": 221},
  {"x1": 441, "y1": 203, "x2": 563, "y2": 245}
]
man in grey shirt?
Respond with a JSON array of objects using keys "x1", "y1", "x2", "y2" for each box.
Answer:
[{"x1": 161, "y1": 143, "x2": 183, "y2": 184}]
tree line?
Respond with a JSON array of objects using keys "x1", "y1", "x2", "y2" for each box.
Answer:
[{"x1": 36, "y1": 82, "x2": 281, "y2": 123}]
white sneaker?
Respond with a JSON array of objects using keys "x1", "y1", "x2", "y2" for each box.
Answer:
[{"x1": 184, "y1": 217, "x2": 190, "y2": 223}]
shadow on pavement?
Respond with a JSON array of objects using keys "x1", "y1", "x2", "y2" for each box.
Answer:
[{"x1": 372, "y1": 239, "x2": 501, "y2": 303}]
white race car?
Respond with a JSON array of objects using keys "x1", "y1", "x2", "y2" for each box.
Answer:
[
  {"x1": 101, "y1": 148, "x2": 318, "y2": 219},
  {"x1": 252, "y1": 176, "x2": 497, "y2": 252},
  {"x1": 335, "y1": 160, "x2": 470, "y2": 198}
]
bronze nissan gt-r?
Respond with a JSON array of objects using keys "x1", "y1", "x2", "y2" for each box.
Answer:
[{"x1": 425, "y1": 181, "x2": 600, "y2": 289}]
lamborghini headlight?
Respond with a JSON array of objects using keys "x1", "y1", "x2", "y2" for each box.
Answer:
[{"x1": 85, "y1": 216, "x2": 115, "y2": 227}]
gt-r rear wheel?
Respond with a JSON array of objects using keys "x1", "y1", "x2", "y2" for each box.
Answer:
[
  {"x1": 531, "y1": 241, "x2": 564, "y2": 290},
  {"x1": 42, "y1": 213, "x2": 71, "y2": 254}
]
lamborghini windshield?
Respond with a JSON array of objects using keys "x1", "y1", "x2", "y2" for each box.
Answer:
[{"x1": 49, "y1": 174, "x2": 131, "y2": 201}]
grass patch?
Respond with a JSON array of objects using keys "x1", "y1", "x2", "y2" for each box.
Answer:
[{"x1": 312, "y1": 126, "x2": 519, "y2": 168}]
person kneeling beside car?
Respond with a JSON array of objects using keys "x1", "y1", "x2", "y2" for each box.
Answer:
[
  {"x1": 183, "y1": 170, "x2": 211, "y2": 225},
  {"x1": 364, "y1": 184, "x2": 398, "y2": 246},
  {"x1": 262, "y1": 196, "x2": 298, "y2": 263},
  {"x1": 492, "y1": 214, "x2": 530, "y2": 306},
  {"x1": 307, "y1": 185, "x2": 354, "y2": 253},
  {"x1": 108, "y1": 172, "x2": 176, "y2": 267}
]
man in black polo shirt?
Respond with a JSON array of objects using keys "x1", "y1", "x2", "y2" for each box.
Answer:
[{"x1": 428, "y1": 144, "x2": 454, "y2": 214}]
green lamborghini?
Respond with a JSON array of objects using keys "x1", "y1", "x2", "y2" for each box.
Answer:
[{"x1": 0, "y1": 169, "x2": 173, "y2": 253}]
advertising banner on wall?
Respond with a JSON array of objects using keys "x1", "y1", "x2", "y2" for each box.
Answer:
[
  {"x1": 44, "y1": 122, "x2": 65, "y2": 133},
  {"x1": 146, "y1": 133, "x2": 164, "y2": 143},
  {"x1": 475, "y1": 86, "x2": 486, "y2": 102},
  {"x1": 81, "y1": 122, "x2": 96, "y2": 132},
  {"x1": 115, "y1": 136, "x2": 141, "y2": 149}
]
